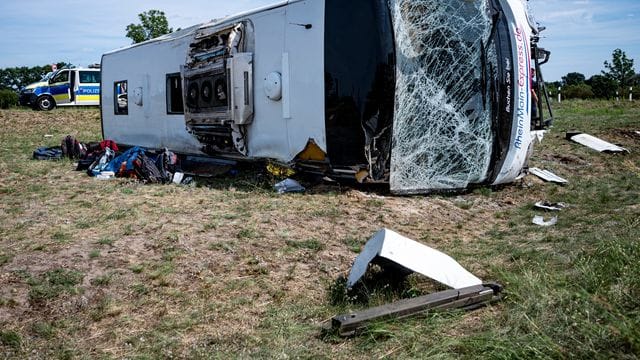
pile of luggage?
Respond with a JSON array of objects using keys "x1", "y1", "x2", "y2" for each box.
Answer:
[{"x1": 33, "y1": 135, "x2": 180, "y2": 184}]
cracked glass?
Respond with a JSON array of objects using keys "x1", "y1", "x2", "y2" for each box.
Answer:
[{"x1": 390, "y1": 0, "x2": 497, "y2": 192}]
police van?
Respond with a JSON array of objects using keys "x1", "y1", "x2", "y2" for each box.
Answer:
[{"x1": 19, "y1": 66, "x2": 101, "y2": 110}]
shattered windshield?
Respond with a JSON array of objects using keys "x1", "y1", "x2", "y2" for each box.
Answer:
[{"x1": 390, "y1": 0, "x2": 498, "y2": 192}]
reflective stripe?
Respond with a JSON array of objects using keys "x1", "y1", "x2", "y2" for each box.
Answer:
[
  {"x1": 53, "y1": 94, "x2": 68, "y2": 102},
  {"x1": 76, "y1": 95, "x2": 100, "y2": 101}
]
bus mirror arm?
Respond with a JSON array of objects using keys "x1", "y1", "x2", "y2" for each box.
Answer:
[{"x1": 536, "y1": 47, "x2": 550, "y2": 66}]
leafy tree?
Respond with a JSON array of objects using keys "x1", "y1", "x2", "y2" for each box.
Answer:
[
  {"x1": 602, "y1": 49, "x2": 635, "y2": 93},
  {"x1": 0, "y1": 89, "x2": 18, "y2": 108},
  {"x1": 587, "y1": 75, "x2": 618, "y2": 99},
  {"x1": 0, "y1": 62, "x2": 68, "y2": 90},
  {"x1": 562, "y1": 84, "x2": 593, "y2": 99},
  {"x1": 545, "y1": 81, "x2": 562, "y2": 97},
  {"x1": 126, "y1": 10, "x2": 173, "y2": 44},
  {"x1": 562, "y1": 72, "x2": 586, "y2": 86}
]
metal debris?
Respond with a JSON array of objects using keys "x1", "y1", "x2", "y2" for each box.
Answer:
[
  {"x1": 534, "y1": 201, "x2": 567, "y2": 211},
  {"x1": 334, "y1": 229, "x2": 501, "y2": 337},
  {"x1": 346, "y1": 228, "x2": 481, "y2": 289},
  {"x1": 172, "y1": 172, "x2": 185, "y2": 184},
  {"x1": 529, "y1": 167, "x2": 568, "y2": 184},
  {"x1": 566, "y1": 132, "x2": 629, "y2": 153},
  {"x1": 274, "y1": 178, "x2": 305, "y2": 194},
  {"x1": 332, "y1": 283, "x2": 502, "y2": 337},
  {"x1": 532, "y1": 215, "x2": 558, "y2": 226}
]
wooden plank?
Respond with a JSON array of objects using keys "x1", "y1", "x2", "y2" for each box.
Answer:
[{"x1": 332, "y1": 284, "x2": 497, "y2": 336}]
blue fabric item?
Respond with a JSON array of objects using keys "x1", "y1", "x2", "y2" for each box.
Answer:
[
  {"x1": 104, "y1": 146, "x2": 145, "y2": 173},
  {"x1": 33, "y1": 146, "x2": 63, "y2": 160},
  {"x1": 89, "y1": 148, "x2": 116, "y2": 176}
]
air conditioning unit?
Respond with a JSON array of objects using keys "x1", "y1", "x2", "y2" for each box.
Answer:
[
  {"x1": 183, "y1": 53, "x2": 253, "y2": 125},
  {"x1": 185, "y1": 69, "x2": 229, "y2": 111}
]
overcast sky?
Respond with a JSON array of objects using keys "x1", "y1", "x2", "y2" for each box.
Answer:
[{"x1": 0, "y1": 0, "x2": 638, "y2": 81}]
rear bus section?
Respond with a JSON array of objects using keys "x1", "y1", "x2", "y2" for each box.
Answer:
[{"x1": 100, "y1": 0, "x2": 550, "y2": 194}]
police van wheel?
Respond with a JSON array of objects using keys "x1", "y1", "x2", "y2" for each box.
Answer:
[{"x1": 37, "y1": 96, "x2": 55, "y2": 111}]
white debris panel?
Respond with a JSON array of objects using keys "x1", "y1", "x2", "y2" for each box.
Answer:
[
  {"x1": 567, "y1": 133, "x2": 629, "y2": 153},
  {"x1": 529, "y1": 167, "x2": 568, "y2": 184},
  {"x1": 389, "y1": 0, "x2": 496, "y2": 192},
  {"x1": 346, "y1": 229, "x2": 482, "y2": 289}
]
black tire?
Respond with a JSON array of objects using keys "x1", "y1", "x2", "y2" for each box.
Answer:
[{"x1": 36, "y1": 95, "x2": 55, "y2": 111}]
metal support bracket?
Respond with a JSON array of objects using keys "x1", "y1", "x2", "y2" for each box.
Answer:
[{"x1": 331, "y1": 283, "x2": 502, "y2": 337}]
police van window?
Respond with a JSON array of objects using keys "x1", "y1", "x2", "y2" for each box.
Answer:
[
  {"x1": 166, "y1": 73, "x2": 184, "y2": 114},
  {"x1": 51, "y1": 71, "x2": 69, "y2": 83},
  {"x1": 79, "y1": 71, "x2": 100, "y2": 83},
  {"x1": 114, "y1": 81, "x2": 128, "y2": 115}
]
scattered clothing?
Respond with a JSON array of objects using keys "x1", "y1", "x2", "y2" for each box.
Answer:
[
  {"x1": 99, "y1": 139, "x2": 119, "y2": 152},
  {"x1": 33, "y1": 146, "x2": 63, "y2": 160},
  {"x1": 34, "y1": 137, "x2": 185, "y2": 185}
]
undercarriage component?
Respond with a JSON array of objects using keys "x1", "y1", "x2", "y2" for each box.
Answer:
[{"x1": 332, "y1": 283, "x2": 502, "y2": 337}]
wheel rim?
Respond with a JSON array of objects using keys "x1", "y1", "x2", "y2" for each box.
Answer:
[{"x1": 40, "y1": 98, "x2": 51, "y2": 109}]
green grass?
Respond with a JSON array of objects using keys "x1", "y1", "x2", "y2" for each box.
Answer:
[
  {"x1": 0, "y1": 104, "x2": 638, "y2": 358},
  {"x1": 285, "y1": 238, "x2": 325, "y2": 252},
  {"x1": 27, "y1": 268, "x2": 84, "y2": 303}
]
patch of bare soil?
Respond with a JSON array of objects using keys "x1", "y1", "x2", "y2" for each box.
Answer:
[
  {"x1": 540, "y1": 153, "x2": 591, "y2": 168},
  {"x1": 613, "y1": 128, "x2": 640, "y2": 142}
]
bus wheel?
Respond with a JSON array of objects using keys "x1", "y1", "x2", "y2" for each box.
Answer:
[{"x1": 37, "y1": 95, "x2": 55, "y2": 111}]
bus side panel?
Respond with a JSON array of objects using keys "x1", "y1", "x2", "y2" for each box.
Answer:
[
  {"x1": 101, "y1": 38, "x2": 204, "y2": 154},
  {"x1": 242, "y1": 1, "x2": 326, "y2": 161}
]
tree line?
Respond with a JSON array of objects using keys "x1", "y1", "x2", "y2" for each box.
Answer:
[
  {"x1": 0, "y1": 63, "x2": 69, "y2": 91},
  {"x1": 547, "y1": 49, "x2": 638, "y2": 100}
]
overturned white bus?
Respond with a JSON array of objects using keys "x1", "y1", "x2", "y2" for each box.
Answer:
[{"x1": 100, "y1": 0, "x2": 552, "y2": 193}]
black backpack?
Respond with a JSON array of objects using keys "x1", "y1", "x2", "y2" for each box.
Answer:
[
  {"x1": 134, "y1": 153, "x2": 167, "y2": 184},
  {"x1": 61, "y1": 135, "x2": 86, "y2": 159}
]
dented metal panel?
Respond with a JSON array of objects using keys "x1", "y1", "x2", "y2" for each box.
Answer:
[
  {"x1": 346, "y1": 229, "x2": 482, "y2": 289},
  {"x1": 228, "y1": 53, "x2": 254, "y2": 125}
]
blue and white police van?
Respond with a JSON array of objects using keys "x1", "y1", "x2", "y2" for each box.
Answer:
[{"x1": 19, "y1": 66, "x2": 101, "y2": 110}]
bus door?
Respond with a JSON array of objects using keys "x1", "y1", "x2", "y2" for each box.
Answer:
[{"x1": 49, "y1": 70, "x2": 71, "y2": 105}]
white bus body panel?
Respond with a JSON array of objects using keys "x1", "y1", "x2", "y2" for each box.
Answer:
[
  {"x1": 101, "y1": 0, "x2": 326, "y2": 161},
  {"x1": 492, "y1": 0, "x2": 534, "y2": 185}
]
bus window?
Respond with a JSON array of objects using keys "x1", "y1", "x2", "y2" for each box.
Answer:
[
  {"x1": 166, "y1": 73, "x2": 184, "y2": 114},
  {"x1": 114, "y1": 81, "x2": 128, "y2": 115}
]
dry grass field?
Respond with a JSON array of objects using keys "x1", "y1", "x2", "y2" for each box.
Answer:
[{"x1": 0, "y1": 101, "x2": 639, "y2": 359}]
